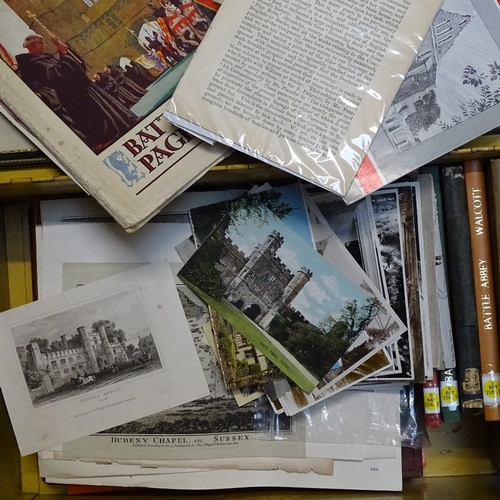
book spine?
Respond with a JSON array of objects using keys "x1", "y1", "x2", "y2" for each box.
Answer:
[
  {"x1": 464, "y1": 160, "x2": 500, "y2": 420},
  {"x1": 441, "y1": 165, "x2": 483, "y2": 413},
  {"x1": 438, "y1": 367, "x2": 461, "y2": 422},
  {"x1": 487, "y1": 159, "x2": 500, "y2": 324},
  {"x1": 487, "y1": 161, "x2": 500, "y2": 432},
  {"x1": 423, "y1": 370, "x2": 442, "y2": 427},
  {"x1": 421, "y1": 165, "x2": 460, "y2": 422},
  {"x1": 420, "y1": 166, "x2": 456, "y2": 366}
]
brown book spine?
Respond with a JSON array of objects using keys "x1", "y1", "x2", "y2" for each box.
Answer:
[{"x1": 464, "y1": 160, "x2": 500, "y2": 421}]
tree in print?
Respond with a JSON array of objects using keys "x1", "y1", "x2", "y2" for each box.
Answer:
[
  {"x1": 267, "y1": 297, "x2": 382, "y2": 378},
  {"x1": 438, "y1": 62, "x2": 500, "y2": 129}
]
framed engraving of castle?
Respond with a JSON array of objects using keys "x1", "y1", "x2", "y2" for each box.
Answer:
[{"x1": 0, "y1": 260, "x2": 208, "y2": 456}]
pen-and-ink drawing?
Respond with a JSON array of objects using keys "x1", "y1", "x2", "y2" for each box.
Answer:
[{"x1": 381, "y1": 4, "x2": 500, "y2": 154}]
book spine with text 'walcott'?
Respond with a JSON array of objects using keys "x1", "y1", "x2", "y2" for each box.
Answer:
[
  {"x1": 465, "y1": 160, "x2": 500, "y2": 420},
  {"x1": 441, "y1": 165, "x2": 483, "y2": 413}
]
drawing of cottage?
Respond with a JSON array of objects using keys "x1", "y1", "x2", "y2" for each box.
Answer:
[
  {"x1": 217, "y1": 230, "x2": 312, "y2": 329},
  {"x1": 381, "y1": 9, "x2": 472, "y2": 153}
]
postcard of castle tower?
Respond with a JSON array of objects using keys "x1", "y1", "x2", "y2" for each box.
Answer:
[
  {"x1": 189, "y1": 183, "x2": 317, "y2": 393},
  {"x1": 178, "y1": 195, "x2": 406, "y2": 393},
  {"x1": 185, "y1": 188, "x2": 405, "y2": 414},
  {"x1": 0, "y1": 260, "x2": 208, "y2": 456}
]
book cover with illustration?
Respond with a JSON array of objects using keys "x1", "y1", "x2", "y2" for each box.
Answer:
[{"x1": 0, "y1": 0, "x2": 227, "y2": 231}]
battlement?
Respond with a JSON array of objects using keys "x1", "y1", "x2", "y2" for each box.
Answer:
[
  {"x1": 297, "y1": 267, "x2": 313, "y2": 279},
  {"x1": 221, "y1": 235, "x2": 247, "y2": 263},
  {"x1": 44, "y1": 347, "x2": 84, "y2": 360},
  {"x1": 285, "y1": 306, "x2": 307, "y2": 323},
  {"x1": 268, "y1": 230, "x2": 284, "y2": 247}
]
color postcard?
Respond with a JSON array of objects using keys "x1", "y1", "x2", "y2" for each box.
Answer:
[
  {"x1": 190, "y1": 183, "x2": 315, "y2": 392},
  {"x1": 178, "y1": 196, "x2": 392, "y2": 392}
]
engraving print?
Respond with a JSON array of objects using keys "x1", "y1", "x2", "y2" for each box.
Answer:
[
  {"x1": 380, "y1": 1, "x2": 500, "y2": 154},
  {"x1": 13, "y1": 286, "x2": 160, "y2": 408}
]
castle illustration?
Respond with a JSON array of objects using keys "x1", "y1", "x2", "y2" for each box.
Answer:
[
  {"x1": 17, "y1": 323, "x2": 129, "y2": 397},
  {"x1": 217, "y1": 230, "x2": 312, "y2": 329}
]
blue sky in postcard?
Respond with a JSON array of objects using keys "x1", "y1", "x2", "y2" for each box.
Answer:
[
  {"x1": 272, "y1": 183, "x2": 313, "y2": 245},
  {"x1": 226, "y1": 204, "x2": 371, "y2": 326}
]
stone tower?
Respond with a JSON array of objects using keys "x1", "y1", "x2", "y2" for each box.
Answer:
[
  {"x1": 225, "y1": 230, "x2": 316, "y2": 330},
  {"x1": 244, "y1": 231, "x2": 284, "y2": 275},
  {"x1": 61, "y1": 334, "x2": 68, "y2": 350},
  {"x1": 78, "y1": 326, "x2": 99, "y2": 373},
  {"x1": 281, "y1": 267, "x2": 313, "y2": 307},
  {"x1": 97, "y1": 323, "x2": 115, "y2": 367},
  {"x1": 28, "y1": 341, "x2": 54, "y2": 394},
  {"x1": 228, "y1": 231, "x2": 284, "y2": 293},
  {"x1": 28, "y1": 341, "x2": 45, "y2": 371}
]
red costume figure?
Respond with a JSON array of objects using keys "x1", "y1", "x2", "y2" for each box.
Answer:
[
  {"x1": 170, "y1": 0, "x2": 209, "y2": 35},
  {"x1": 162, "y1": 1, "x2": 201, "y2": 52}
]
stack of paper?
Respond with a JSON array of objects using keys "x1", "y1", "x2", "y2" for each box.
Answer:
[
  {"x1": 3, "y1": 0, "x2": 484, "y2": 492},
  {"x1": 0, "y1": 181, "x2": 444, "y2": 491}
]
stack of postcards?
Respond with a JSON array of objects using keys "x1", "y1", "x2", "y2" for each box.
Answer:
[
  {"x1": 5, "y1": 0, "x2": 500, "y2": 493},
  {"x1": 0, "y1": 172, "x2": 451, "y2": 491}
]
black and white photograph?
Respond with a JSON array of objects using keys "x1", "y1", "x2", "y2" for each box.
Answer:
[
  {"x1": 13, "y1": 286, "x2": 161, "y2": 409},
  {"x1": 306, "y1": 189, "x2": 413, "y2": 380},
  {"x1": 367, "y1": 190, "x2": 414, "y2": 380}
]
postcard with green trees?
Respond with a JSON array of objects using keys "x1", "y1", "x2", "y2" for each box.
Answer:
[
  {"x1": 178, "y1": 193, "x2": 398, "y2": 392},
  {"x1": 190, "y1": 184, "x2": 314, "y2": 393}
]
